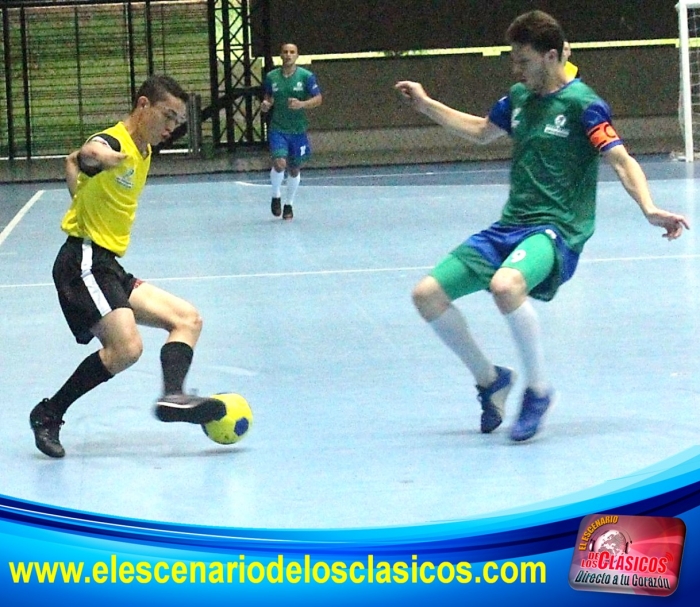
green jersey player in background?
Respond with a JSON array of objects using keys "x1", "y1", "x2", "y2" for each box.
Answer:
[
  {"x1": 395, "y1": 10, "x2": 688, "y2": 442},
  {"x1": 261, "y1": 43, "x2": 323, "y2": 220}
]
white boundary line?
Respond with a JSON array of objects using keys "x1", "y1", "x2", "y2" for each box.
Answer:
[
  {"x1": 234, "y1": 168, "x2": 512, "y2": 186},
  {"x1": 1, "y1": 254, "x2": 700, "y2": 290},
  {"x1": 0, "y1": 190, "x2": 45, "y2": 248}
]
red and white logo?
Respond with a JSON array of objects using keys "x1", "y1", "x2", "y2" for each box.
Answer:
[{"x1": 569, "y1": 514, "x2": 685, "y2": 596}]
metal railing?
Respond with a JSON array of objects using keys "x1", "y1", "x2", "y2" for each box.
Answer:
[{"x1": 0, "y1": 0, "x2": 269, "y2": 160}]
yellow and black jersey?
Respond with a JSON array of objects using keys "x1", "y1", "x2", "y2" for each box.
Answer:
[{"x1": 61, "y1": 122, "x2": 151, "y2": 257}]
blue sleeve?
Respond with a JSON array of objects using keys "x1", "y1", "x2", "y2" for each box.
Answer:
[
  {"x1": 264, "y1": 74, "x2": 273, "y2": 96},
  {"x1": 488, "y1": 96, "x2": 512, "y2": 134},
  {"x1": 306, "y1": 73, "x2": 321, "y2": 97},
  {"x1": 582, "y1": 99, "x2": 623, "y2": 153},
  {"x1": 581, "y1": 100, "x2": 613, "y2": 131}
]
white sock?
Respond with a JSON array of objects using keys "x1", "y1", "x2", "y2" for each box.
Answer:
[
  {"x1": 286, "y1": 173, "x2": 301, "y2": 205},
  {"x1": 270, "y1": 169, "x2": 285, "y2": 198},
  {"x1": 505, "y1": 300, "x2": 549, "y2": 395},
  {"x1": 429, "y1": 304, "x2": 495, "y2": 387}
]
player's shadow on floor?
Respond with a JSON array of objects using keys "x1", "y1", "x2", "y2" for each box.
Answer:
[
  {"x1": 67, "y1": 445, "x2": 252, "y2": 459},
  {"x1": 433, "y1": 415, "x2": 650, "y2": 442}
]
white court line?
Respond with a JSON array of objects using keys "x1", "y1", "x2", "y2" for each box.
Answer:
[
  {"x1": 1, "y1": 253, "x2": 699, "y2": 290},
  {"x1": 233, "y1": 167, "x2": 511, "y2": 186},
  {"x1": 235, "y1": 180, "x2": 508, "y2": 188},
  {"x1": 582, "y1": 254, "x2": 699, "y2": 264},
  {"x1": 0, "y1": 190, "x2": 44, "y2": 248}
]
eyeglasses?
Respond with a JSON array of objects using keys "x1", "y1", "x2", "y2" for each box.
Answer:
[{"x1": 154, "y1": 104, "x2": 186, "y2": 126}]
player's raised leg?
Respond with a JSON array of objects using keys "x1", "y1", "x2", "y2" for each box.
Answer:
[
  {"x1": 30, "y1": 308, "x2": 142, "y2": 458},
  {"x1": 491, "y1": 237, "x2": 555, "y2": 441},
  {"x1": 128, "y1": 282, "x2": 226, "y2": 424},
  {"x1": 412, "y1": 259, "x2": 516, "y2": 433},
  {"x1": 269, "y1": 134, "x2": 288, "y2": 217}
]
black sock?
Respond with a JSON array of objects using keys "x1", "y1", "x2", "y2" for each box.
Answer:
[
  {"x1": 160, "y1": 341, "x2": 194, "y2": 395},
  {"x1": 49, "y1": 351, "x2": 113, "y2": 417}
]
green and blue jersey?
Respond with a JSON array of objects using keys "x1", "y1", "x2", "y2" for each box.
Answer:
[
  {"x1": 488, "y1": 80, "x2": 622, "y2": 253},
  {"x1": 264, "y1": 67, "x2": 321, "y2": 134}
]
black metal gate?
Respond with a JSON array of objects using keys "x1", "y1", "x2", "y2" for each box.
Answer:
[
  {"x1": 208, "y1": 0, "x2": 271, "y2": 153},
  {"x1": 0, "y1": 0, "x2": 270, "y2": 159}
]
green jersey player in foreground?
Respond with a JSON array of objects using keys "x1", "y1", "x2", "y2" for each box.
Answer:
[{"x1": 395, "y1": 10, "x2": 689, "y2": 442}]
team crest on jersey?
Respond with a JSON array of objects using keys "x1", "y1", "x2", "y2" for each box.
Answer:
[
  {"x1": 545, "y1": 114, "x2": 570, "y2": 138},
  {"x1": 116, "y1": 167, "x2": 135, "y2": 189},
  {"x1": 511, "y1": 107, "x2": 522, "y2": 130},
  {"x1": 293, "y1": 82, "x2": 303, "y2": 91}
]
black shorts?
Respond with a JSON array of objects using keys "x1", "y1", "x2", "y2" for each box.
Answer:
[{"x1": 52, "y1": 236, "x2": 140, "y2": 344}]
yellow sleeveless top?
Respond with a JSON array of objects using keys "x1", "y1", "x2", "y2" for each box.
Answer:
[{"x1": 61, "y1": 122, "x2": 151, "y2": 257}]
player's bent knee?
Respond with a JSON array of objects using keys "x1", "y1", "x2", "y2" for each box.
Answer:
[
  {"x1": 412, "y1": 278, "x2": 449, "y2": 321},
  {"x1": 489, "y1": 271, "x2": 524, "y2": 299},
  {"x1": 177, "y1": 304, "x2": 203, "y2": 336},
  {"x1": 107, "y1": 337, "x2": 143, "y2": 373},
  {"x1": 124, "y1": 342, "x2": 144, "y2": 368},
  {"x1": 489, "y1": 271, "x2": 527, "y2": 312},
  {"x1": 191, "y1": 311, "x2": 204, "y2": 334}
]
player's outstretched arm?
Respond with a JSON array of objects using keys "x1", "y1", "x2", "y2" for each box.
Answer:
[
  {"x1": 604, "y1": 144, "x2": 690, "y2": 240},
  {"x1": 65, "y1": 150, "x2": 80, "y2": 197},
  {"x1": 77, "y1": 139, "x2": 127, "y2": 176},
  {"x1": 394, "y1": 80, "x2": 505, "y2": 144},
  {"x1": 260, "y1": 94, "x2": 274, "y2": 113},
  {"x1": 288, "y1": 93, "x2": 323, "y2": 111}
]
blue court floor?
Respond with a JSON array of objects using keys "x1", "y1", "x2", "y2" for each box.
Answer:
[{"x1": 0, "y1": 157, "x2": 699, "y2": 529}]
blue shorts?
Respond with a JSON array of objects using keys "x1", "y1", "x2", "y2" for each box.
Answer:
[
  {"x1": 431, "y1": 222, "x2": 579, "y2": 301},
  {"x1": 462, "y1": 222, "x2": 580, "y2": 301},
  {"x1": 269, "y1": 131, "x2": 311, "y2": 166}
]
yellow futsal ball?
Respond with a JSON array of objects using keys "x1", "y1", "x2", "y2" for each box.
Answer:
[{"x1": 201, "y1": 393, "x2": 253, "y2": 445}]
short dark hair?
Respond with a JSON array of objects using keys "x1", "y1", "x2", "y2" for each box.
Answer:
[
  {"x1": 133, "y1": 74, "x2": 188, "y2": 109},
  {"x1": 506, "y1": 10, "x2": 566, "y2": 58}
]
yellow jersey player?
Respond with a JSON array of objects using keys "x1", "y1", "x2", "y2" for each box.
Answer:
[
  {"x1": 30, "y1": 75, "x2": 227, "y2": 458},
  {"x1": 563, "y1": 40, "x2": 580, "y2": 80}
]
